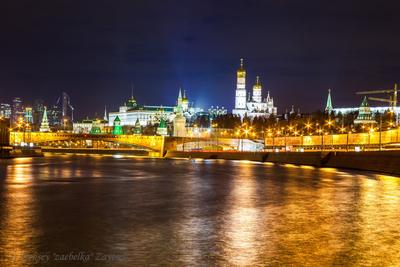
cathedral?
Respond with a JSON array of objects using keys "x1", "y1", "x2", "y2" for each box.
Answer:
[{"x1": 232, "y1": 59, "x2": 277, "y2": 118}]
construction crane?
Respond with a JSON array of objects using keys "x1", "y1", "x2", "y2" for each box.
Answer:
[{"x1": 356, "y1": 83, "x2": 398, "y2": 125}]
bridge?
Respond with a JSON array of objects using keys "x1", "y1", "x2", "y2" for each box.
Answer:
[
  {"x1": 9, "y1": 132, "x2": 265, "y2": 155},
  {"x1": 10, "y1": 132, "x2": 166, "y2": 153}
]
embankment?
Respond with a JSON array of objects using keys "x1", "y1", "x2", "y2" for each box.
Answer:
[
  {"x1": 42, "y1": 147, "x2": 150, "y2": 156},
  {"x1": 165, "y1": 151, "x2": 400, "y2": 176}
]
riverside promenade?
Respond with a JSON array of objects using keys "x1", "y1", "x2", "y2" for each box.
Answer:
[{"x1": 165, "y1": 150, "x2": 400, "y2": 176}]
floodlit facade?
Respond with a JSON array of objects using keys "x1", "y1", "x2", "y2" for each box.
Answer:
[
  {"x1": 73, "y1": 119, "x2": 109, "y2": 134},
  {"x1": 232, "y1": 59, "x2": 277, "y2": 118},
  {"x1": 108, "y1": 89, "x2": 202, "y2": 127}
]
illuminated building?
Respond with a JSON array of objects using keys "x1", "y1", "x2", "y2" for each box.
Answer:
[
  {"x1": 109, "y1": 94, "x2": 174, "y2": 127},
  {"x1": 0, "y1": 103, "x2": 11, "y2": 119},
  {"x1": 61, "y1": 92, "x2": 74, "y2": 121},
  {"x1": 354, "y1": 97, "x2": 377, "y2": 124},
  {"x1": 39, "y1": 107, "x2": 50, "y2": 132},
  {"x1": 232, "y1": 59, "x2": 277, "y2": 118},
  {"x1": 33, "y1": 99, "x2": 45, "y2": 131},
  {"x1": 73, "y1": 119, "x2": 109, "y2": 134},
  {"x1": 11, "y1": 97, "x2": 24, "y2": 125},
  {"x1": 108, "y1": 89, "x2": 202, "y2": 127},
  {"x1": 173, "y1": 97, "x2": 186, "y2": 137},
  {"x1": 208, "y1": 106, "x2": 227, "y2": 118},
  {"x1": 47, "y1": 104, "x2": 62, "y2": 127},
  {"x1": 24, "y1": 107, "x2": 33, "y2": 124}
]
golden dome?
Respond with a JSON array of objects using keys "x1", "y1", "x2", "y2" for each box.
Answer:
[
  {"x1": 253, "y1": 76, "x2": 262, "y2": 89},
  {"x1": 237, "y1": 58, "x2": 246, "y2": 78}
]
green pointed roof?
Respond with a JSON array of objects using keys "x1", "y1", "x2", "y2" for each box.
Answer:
[{"x1": 114, "y1": 116, "x2": 121, "y2": 122}]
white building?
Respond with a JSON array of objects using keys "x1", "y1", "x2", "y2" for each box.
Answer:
[
  {"x1": 73, "y1": 119, "x2": 109, "y2": 134},
  {"x1": 108, "y1": 90, "x2": 202, "y2": 127},
  {"x1": 232, "y1": 59, "x2": 277, "y2": 118}
]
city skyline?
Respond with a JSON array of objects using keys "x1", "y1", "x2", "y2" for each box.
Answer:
[{"x1": 1, "y1": 1, "x2": 400, "y2": 116}]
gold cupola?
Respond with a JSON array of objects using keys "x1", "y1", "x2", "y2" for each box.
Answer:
[
  {"x1": 253, "y1": 76, "x2": 262, "y2": 89},
  {"x1": 237, "y1": 58, "x2": 246, "y2": 78}
]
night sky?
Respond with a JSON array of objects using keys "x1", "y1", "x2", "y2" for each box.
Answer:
[{"x1": 1, "y1": 0, "x2": 400, "y2": 118}]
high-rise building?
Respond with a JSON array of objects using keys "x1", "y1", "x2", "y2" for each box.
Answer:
[
  {"x1": 11, "y1": 97, "x2": 24, "y2": 125},
  {"x1": 0, "y1": 103, "x2": 11, "y2": 119},
  {"x1": 232, "y1": 59, "x2": 277, "y2": 118},
  {"x1": 24, "y1": 107, "x2": 33, "y2": 124},
  {"x1": 33, "y1": 99, "x2": 45, "y2": 130},
  {"x1": 57, "y1": 92, "x2": 74, "y2": 122},
  {"x1": 47, "y1": 104, "x2": 62, "y2": 127}
]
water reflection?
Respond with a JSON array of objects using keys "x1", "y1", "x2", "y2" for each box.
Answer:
[
  {"x1": 0, "y1": 158, "x2": 38, "y2": 266},
  {"x1": 0, "y1": 155, "x2": 399, "y2": 266}
]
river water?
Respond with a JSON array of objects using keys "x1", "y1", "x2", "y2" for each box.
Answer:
[{"x1": 0, "y1": 154, "x2": 399, "y2": 266}]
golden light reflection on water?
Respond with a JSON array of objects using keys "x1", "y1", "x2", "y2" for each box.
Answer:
[
  {"x1": 0, "y1": 156, "x2": 400, "y2": 266},
  {"x1": 222, "y1": 162, "x2": 263, "y2": 266},
  {"x1": 1, "y1": 159, "x2": 38, "y2": 266}
]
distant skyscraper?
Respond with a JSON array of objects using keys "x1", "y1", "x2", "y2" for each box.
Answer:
[
  {"x1": 11, "y1": 97, "x2": 24, "y2": 125},
  {"x1": 24, "y1": 107, "x2": 33, "y2": 124},
  {"x1": 33, "y1": 99, "x2": 45, "y2": 131},
  {"x1": 48, "y1": 103, "x2": 62, "y2": 127},
  {"x1": 325, "y1": 89, "x2": 333, "y2": 114},
  {"x1": 58, "y1": 92, "x2": 74, "y2": 122},
  {"x1": 0, "y1": 103, "x2": 11, "y2": 118}
]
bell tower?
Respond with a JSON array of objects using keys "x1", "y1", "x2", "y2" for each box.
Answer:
[{"x1": 233, "y1": 58, "x2": 247, "y2": 116}]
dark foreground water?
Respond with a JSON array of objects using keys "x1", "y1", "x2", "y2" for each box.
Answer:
[{"x1": 0, "y1": 154, "x2": 400, "y2": 266}]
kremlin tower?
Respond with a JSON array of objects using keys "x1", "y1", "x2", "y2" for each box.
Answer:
[
  {"x1": 232, "y1": 58, "x2": 247, "y2": 116},
  {"x1": 232, "y1": 59, "x2": 277, "y2": 118}
]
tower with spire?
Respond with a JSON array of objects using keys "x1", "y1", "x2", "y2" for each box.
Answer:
[
  {"x1": 232, "y1": 58, "x2": 247, "y2": 116},
  {"x1": 325, "y1": 89, "x2": 333, "y2": 114},
  {"x1": 232, "y1": 59, "x2": 277, "y2": 118},
  {"x1": 112, "y1": 116, "x2": 123, "y2": 135},
  {"x1": 182, "y1": 90, "x2": 189, "y2": 112},
  {"x1": 103, "y1": 106, "x2": 108, "y2": 121},
  {"x1": 39, "y1": 106, "x2": 50, "y2": 132}
]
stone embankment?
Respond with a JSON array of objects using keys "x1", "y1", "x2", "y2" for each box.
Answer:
[
  {"x1": 42, "y1": 148, "x2": 150, "y2": 156},
  {"x1": 165, "y1": 151, "x2": 400, "y2": 176},
  {"x1": 0, "y1": 147, "x2": 43, "y2": 158}
]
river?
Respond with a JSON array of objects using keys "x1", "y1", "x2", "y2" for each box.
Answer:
[{"x1": 0, "y1": 154, "x2": 399, "y2": 266}]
